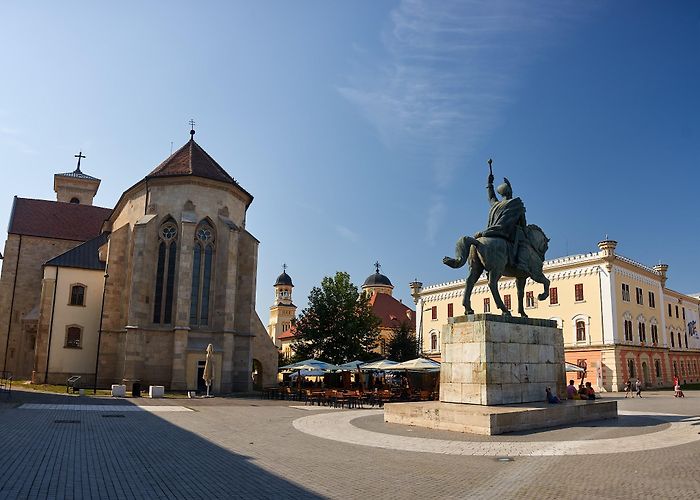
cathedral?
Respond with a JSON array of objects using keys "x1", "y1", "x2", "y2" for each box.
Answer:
[{"x1": 0, "y1": 128, "x2": 278, "y2": 392}]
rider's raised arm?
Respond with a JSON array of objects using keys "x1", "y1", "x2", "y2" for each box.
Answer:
[{"x1": 487, "y1": 173, "x2": 498, "y2": 205}]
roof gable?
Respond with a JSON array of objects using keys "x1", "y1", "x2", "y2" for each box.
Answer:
[
  {"x1": 147, "y1": 138, "x2": 251, "y2": 199},
  {"x1": 8, "y1": 197, "x2": 111, "y2": 242}
]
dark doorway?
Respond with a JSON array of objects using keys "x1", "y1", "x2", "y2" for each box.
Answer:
[{"x1": 196, "y1": 360, "x2": 206, "y2": 393}]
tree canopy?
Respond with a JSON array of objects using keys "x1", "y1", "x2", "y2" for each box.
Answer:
[
  {"x1": 387, "y1": 321, "x2": 419, "y2": 362},
  {"x1": 291, "y1": 271, "x2": 381, "y2": 364}
]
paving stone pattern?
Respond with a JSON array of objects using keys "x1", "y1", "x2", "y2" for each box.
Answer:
[{"x1": 1, "y1": 389, "x2": 700, "y2": 499}]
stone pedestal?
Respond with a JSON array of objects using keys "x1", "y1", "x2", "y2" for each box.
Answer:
[
  {"x1": 385, "y1": 315, "x2": 617, "y2": 435},
  {"x1": 440, "y1": 314, "x2": 565, "y2": 405}
]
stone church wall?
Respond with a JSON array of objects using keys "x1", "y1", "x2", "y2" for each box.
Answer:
[{"x1": 0, "y1": 234, "x2": 83, "y2": 377}]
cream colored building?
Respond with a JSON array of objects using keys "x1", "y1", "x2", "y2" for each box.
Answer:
[{"x1": 411, "y1": 240, "x2": 700, "y2": 392}]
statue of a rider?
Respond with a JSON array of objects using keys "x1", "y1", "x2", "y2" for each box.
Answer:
[{"x1": 474, "y1": 160, "x2": 528, "y2": 272}]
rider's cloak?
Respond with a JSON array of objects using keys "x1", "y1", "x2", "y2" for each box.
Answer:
[{"x1": 483, "y1": 197, "x2": 526, "y2": 241}]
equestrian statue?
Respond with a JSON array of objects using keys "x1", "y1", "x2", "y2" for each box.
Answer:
[{"x1": 443, "y1": 159, "x2": 550, "y2": 317}]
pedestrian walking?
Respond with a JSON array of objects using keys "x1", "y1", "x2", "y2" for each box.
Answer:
[
  {"x1": 624, "y1": 380, "x2": 632, "y2": 398},
  {"x1": 635, "y1": 378, "x2": 643, "y2": 398}
]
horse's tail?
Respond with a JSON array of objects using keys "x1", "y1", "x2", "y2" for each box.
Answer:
[{"x1": 443, "y1": 236, "x2": 479, "y2": 269}]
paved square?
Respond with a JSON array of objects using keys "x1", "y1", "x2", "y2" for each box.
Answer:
[{"x1": 1, "y1": 389, "x2": 699, "y2": 499}]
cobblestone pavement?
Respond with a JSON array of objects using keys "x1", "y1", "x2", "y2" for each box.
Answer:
[{"x1": 1, "y1": 389, "x2": 699, "y2": 499}]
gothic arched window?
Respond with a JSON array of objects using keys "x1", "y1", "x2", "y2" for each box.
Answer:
[
  {"x1": 154, "y1": 220, "x2": 178, "y2": 324},
  {"x1": 190, "y1": 222, "x2": 215, "y2": 326}
]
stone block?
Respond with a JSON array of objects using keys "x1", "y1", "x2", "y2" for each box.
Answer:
[
  {"x1": 439, "y1": 315, "x2": 564, "y2": 405},
  {"x1": 111, "y1": 384, "x2": 126, "y2": 397},
  {"x1": 148, "y1": 385, "x2": 165, "y2": 398}
]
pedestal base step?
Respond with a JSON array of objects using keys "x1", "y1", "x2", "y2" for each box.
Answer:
[{"x1": 384, "y1": 400, "x2": 618, "y2": 435}]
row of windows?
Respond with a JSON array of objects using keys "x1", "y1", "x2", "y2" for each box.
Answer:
[
  {"x1": 431, "y1": 284, "x2": 585, "y2": 318},
  {"x1": 667, "y1": 303, "x2": 685, "y2": 320},
  {"x1": 153, "y1": 220, "x2": 216, "y2": 327},
  {"x1": 621, "y1": 284, "x2": 657, "y2": 308}
]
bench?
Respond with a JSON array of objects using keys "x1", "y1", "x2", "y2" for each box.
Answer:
[
  {"x1": 0, "y1": 372, "x2": 12, "y2": 398},
  {"x1": 66, "y1": 375, "x2": 81, "y2": 393}
]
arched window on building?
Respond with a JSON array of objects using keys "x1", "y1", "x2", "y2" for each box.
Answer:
[
  {"x1": 673, "y1": 361, "x2": 678, "y2": 377},
  {"x1": 650, "y1": 319, "x2": 658, "y2": 345},
  {"x1": 681, "y1": 361, "x2": 686, "y2": 376},
  {"x1": 654, "y1": 359, "x2": 662, "y2": 379},
  {"x1": 154, "y1": 219, "x2": 178, "y2": 324},
  {"x1": 65, "y1": 325, "x2": 82, "y2": 348},
  {"x1": 637, "y1": 315, "x2": 646, "y2": 343},
  {"x1": 430, "y1": 331, "x2": 439, "y2": 352},
  {"x1": 69, "y1": 284, "x2": 86, "y2": 306},
  {"x1": 190, "y1": 221, "x2": 216, "y2": 326},
  {"x1": 685, "y1": 333, "x2": 689, "y2": 349},
  {"x1": 623, "y1": 313, "x2": 633, "y2": 342},
  {"x1": 627, "y1": 358, "x2": 635, "y2": 379},
  {"x1": 678, "y1": 332, "x2": 682, "y2": 349},
  {"x1": 572, "y1": 315, "x2": 589, "y2": 343},
  {"x1": 671, "y1": 330, "x2": 675, "y2": 348}
]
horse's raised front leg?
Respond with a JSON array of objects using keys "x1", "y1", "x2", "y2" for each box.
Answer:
[
  {"x1": 462, "y1": 261, "x2": 483, "y2": 315},
  {"x1": 516, "y1": 277, "x2": 528, "y2": 318},
  {"x1": 488, "y1": 272, "x2": 510, "y2": 317},
  {"x1": 531, "y1": 270, "x2": 550, "y2": 301}
]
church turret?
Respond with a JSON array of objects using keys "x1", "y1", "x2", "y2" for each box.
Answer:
[
  {"x1": 268, "y1": 264, "x2": 296, "y2": 348},
  {"x1": 54, "y1": 151, "x2": 101, "y2": 205},
  {"x1": 362, "y1": 261, "x2": 394, "y2": 297}
]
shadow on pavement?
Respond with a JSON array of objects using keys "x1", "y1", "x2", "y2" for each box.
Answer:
[{"x1": 0, "y1": 390, "x2": 323, "y2": 499}]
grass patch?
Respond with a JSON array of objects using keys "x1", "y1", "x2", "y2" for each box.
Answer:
[
  {"x1": 14, "y1": 379, "x2": 191, "y2": 398},
  {"x1": 14, "y1": 380, "x2": 112, "y2": 396}
]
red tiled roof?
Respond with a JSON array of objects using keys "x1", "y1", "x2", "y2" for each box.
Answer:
[
  {"x1": 8, "y1": 197, "x2": 111, "y2": 242},
  {"x1": 369, "y1": 292, "x2": 416, "y2": 329},
  {"x1": 147, "y1": 137, "x2": 253, "y2": 204},
  {"x1": 278, "y1": 326, "x2": 297, "y2": 341}
]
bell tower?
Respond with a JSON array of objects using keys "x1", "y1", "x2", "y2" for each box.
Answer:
[
  {"x1": 54, "y1": 151, "x2": 101, "y2": 205},
  {"x1": 268, "y1": 264, "x2": 297, "y2": 348}
]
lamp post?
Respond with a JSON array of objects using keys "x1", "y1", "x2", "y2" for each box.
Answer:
[{"x1": 93, "y1": 272, "x2": 109, "y2": 394}]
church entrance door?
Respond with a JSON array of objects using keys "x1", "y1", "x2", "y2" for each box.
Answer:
[{"x1": 196, "y1": 360, "x2": 207, "y2": 393}]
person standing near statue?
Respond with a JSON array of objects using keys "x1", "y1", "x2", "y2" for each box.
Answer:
[{"x1": 474, "y1": 160, "x2": 529, "y2": 272}]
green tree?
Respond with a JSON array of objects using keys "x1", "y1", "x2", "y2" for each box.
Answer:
[
  {"x1": 292, "y1": 271, "x2": 381, "y2": 364},
  {"x1": 387, "y1": 321, "x2": 419, "y2": 362}
]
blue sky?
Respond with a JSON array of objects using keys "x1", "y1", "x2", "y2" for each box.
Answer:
[{"x1": 1, "y1": 1, "x2": 699, "y2": 318}]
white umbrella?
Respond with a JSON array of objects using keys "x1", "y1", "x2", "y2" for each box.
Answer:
[
  {"x1": 565, "y1": 362, "x2": 586, "y2": 373},
  {"x1": 203, "y1": 344, "x2": 214, "y2": 397},
  {"x1": 360, "y1": 359, "x2": 399, "y2": 370},
  {"x1": 279, "y1": 358, "x2": 340, "y2": 372},
  {"x1": 389, "y1": 358, "x2": 441, "y2": 372},
  {"x1": 289, "y1": 369, "x2": 326, "y2": 378},
  {"x1": 337, "y1": 360, "x2": 364, "y2": 371}
]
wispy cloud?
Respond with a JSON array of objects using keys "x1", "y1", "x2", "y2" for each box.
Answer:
[
  {"x1": 335, "y1": 224, "x2": 360, "y2": 243},
  {"x1": 0, "y1": 125, "x2": 38, "y2": 155},
  {"x1": 340, "y1": 0, "x2": 582, "y2": 242}
]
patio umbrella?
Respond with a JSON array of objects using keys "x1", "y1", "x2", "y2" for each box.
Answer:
[
  {"x1": 389, "y1": 358, "x2": 441, "y2": 372},
  {"x1": 360, "y1": 359, "x2": 399, "y2": 370},
  {"x1": 279, "y1": 358, "x2": 340, "y2": 372},
  {"x1": 337, "y1": 360, "x2": 365, "y2": 371},
  {"x1": 289, "y1": 369, "x2": 326, "y2": 378},
  {"x1": 565, "y1": 362, "x2": 586, "y2": 373},
  {"x1": 203, "y1": 344, "x2": 214, "y2": 397}
]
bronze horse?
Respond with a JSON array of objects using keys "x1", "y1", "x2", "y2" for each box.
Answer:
[{"x1": 443, "y1": 224, "x2": 550, "y2": 317}]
